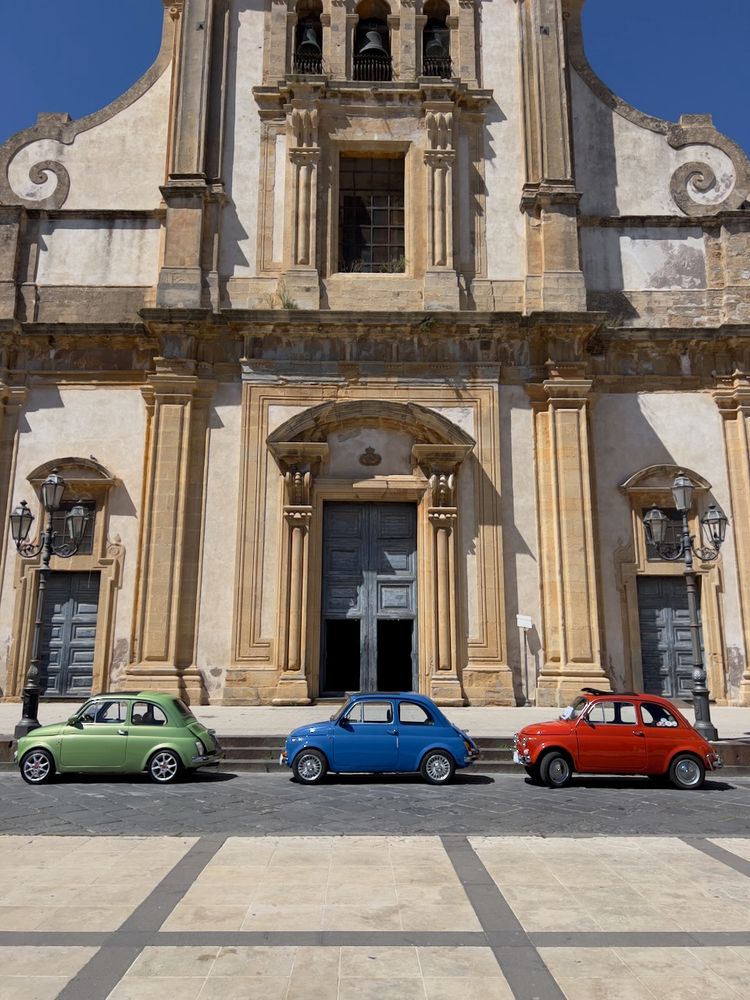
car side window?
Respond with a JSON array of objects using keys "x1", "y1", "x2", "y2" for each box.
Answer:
[
  {"x1": 361, "y1": 702, "x2": 393, "y2": 723},
  {"x1": 343, "y1": 703, "x2": 362, "y2": 723},
  {"x1": 131, "y1": 702, "x2": 168, "y2": 727},
  {"x1": 82, "y1": 700, "x2": 127, "y2": 724},
  {"x1": 399, "y1": 703, "x2": 432, "y2": 725},
  {"x1": 586, "y1": 701, "x2": 637, "y2": 725},
  {"x1": 640, "y1": 702, "x2": 679, "y2": 728}
]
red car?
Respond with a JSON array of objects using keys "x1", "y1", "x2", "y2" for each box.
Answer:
[{"x1": 513, "y1": 689, "x2": 722, "y2": 790}]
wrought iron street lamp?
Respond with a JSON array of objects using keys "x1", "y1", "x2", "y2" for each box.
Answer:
[
  {"x1": 8, "y1": 471, "x2": 89, "y2": 738},
  {"x1": 642, "y1": 472, "x2": 728, "y2": 741}
]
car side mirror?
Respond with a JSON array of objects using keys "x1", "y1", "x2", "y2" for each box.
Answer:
[
  {"x1": 584, "y1": 716, "x2": 595, "y2": 728},
  {"x1": 67, "y1": 715, "x2": 80, "y2": 726}
]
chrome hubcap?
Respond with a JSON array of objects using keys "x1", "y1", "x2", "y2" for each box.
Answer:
[
  {"x1": 676, "y1": 758, "x2": 701, "y2": 786},
  {"x1": 426, "y1": 754, "x2": 451, "y2": 782},
  {"x1": 297, "y1": 754, "x2": 323, "y2": 781},
  {"x1": 549, "y1": 758, "x2": 569, "y2": 783},
  {"x1": 151, "y1": 752, "x2": 178, "y2": 782},
  {"x1": 23, "y1": 752, "x2": 50, "y2": 782}
]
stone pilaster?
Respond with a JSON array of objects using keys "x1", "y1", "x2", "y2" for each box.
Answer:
[
  {"x1": 714, "y1": 372, "x2": 750, "y2": 704},
  {"x1": 519, "y1": 0, "x2": 586, "y2": 312},
  {"x1": 283, "y1": 96, "x2": 321, "y2": 308},
  {"x1": 0, "y1": 206, "x2": 22, "y2": 320},
  {"x1": 157, "y1": 0, "x2": 217, "y2": 308},
  {"x1": 423, "y1": 106, "x2": 460, "y2": 310},
  {"x1": 527, "y1": 364, "x2": 610, "y2": 705},
  {"x1": 0, "y1": 381, "x2": 28, "y2": 600},
  {"x1": 126, "y1": 360, "x2": 215, "y2": 704}
]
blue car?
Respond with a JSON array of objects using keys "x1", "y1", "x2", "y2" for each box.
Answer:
[{"x1": 280, "y1": 692, "x2": 480, "y2": 785}]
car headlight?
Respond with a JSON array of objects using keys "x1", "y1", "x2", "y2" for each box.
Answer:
[{"x1": 194, "y1": 739, "x2": 206, "y2": 756}]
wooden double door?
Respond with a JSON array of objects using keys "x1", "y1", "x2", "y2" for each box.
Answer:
[
  {"x1": 321, "y1": 503, "x2": 417, "y2": 695},
  {"x1": 637, "y1": 575, "x2": 702, "y2": 699},
  {"x1": 42, "y1": 571, "x2": 101, "y2": 697}
]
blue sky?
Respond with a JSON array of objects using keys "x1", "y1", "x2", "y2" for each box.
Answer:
[{"x1": 0, "y1": 0, "x2": 747, "y2": 153}]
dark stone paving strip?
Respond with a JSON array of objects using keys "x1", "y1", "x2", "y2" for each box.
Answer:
[
  {"x1": 55, "y1": 835, "x2": 226, "y2": 1000},
  {"x1": 531, "y1": 931, "x2": 750, "y2": 948},
  {"x1": 681, "y1": 835, "x2": 750, "y2": 878},
  {"x1": 441, "y1": 834, "x2": 565, "y2": 1000}
]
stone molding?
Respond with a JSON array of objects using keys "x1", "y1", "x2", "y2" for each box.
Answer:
[{"x1": 0, "y1": 7, "x2": 178, "y2": 210}]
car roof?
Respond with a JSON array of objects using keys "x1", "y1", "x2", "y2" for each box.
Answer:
[
  {"x1": 581, "y1": 689, "x2": 681, "y2": 707},
  {"x1": 348, "y1": 692, "x2": 438, "y2": 707},
  {"x1": 88, "y1": 691, "x2": 178, "y2": 705}
]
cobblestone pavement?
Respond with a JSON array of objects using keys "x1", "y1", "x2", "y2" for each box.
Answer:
[
  {"x1": 3, "y1": 833, "x2": 750, "y2": 1000},
  {"x1": 1, "y1": 771, "x2": 750, "y2": 838}
]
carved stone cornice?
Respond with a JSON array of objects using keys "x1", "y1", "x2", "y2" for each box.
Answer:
[
  {"x1": 412, "y1": 444, "x2": 473, "y2": 477},
  {"x1": 520, "y1": 181, "x2": 582, "y2": 211},
  {"x1": 714, "y1": 371, "x2": 750, "y2": 418},
  {"x1": 289, "y1": 148, "x2": 321, "y2": 166},
  {"x1": 268, "y1": 441, "x2": 329, "y2": 475}
]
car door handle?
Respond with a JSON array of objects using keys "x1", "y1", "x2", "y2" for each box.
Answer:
[
  {"x1": 632, "y1": 730, "x2": 645, "y2": 737},
  {"x1": 387, "y1": 729, "x2": 397, "y2": 735},
  {"x1": 117, "y1": 729, "x2": 128, "y2": 736}
]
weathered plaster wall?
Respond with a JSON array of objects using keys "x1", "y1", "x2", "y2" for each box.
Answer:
[
  {"x1": 592, "y1": 392, "x2": 744, "y2": 700},
  {"x1": 480, "y1": 0, "x2": 526, "y2": 281},
  {"x1": 570, "y1": 70, "x2": 737, "y2": 218},
  {"x1": 499, "y1": 386, "x2": 540, "y2": 701},
  {"x1": 6, "y1": 71, "x2": 171, "y2": 212},
  {"x1": 220, "y1": 1, "x2": 266, "y2": 280},
  {"x1": 581, "y1": 227, "x2": 707, "y2": 292},
  {"x1": 195, "y1": 382, "x2": 243, "y2": 700},
  {"x1": 0, "y1": 387, "x2": 145, "y2": 693},
  {"x1": 34, "y1": 219, "x2": 162, "y2": 287}
]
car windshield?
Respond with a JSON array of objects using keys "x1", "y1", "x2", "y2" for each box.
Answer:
[{"x1": 559, "y1": 696, "x2": 588, "y2": 721}]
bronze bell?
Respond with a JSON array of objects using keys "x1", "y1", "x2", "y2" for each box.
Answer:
[
  {"x1": 358, "y1": 29, "x2": 388, "y2": 55},
  {"x1": 297, "y1": 25, "x2": 321, "y2": 54},
  {"x1": 424, "y1": 27, "x2": 448, "y2": 58}
]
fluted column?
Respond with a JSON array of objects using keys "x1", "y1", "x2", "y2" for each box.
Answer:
[
  {"x1": 426, "y1": 470, "x2": 463, "y2": 705},
  {"x1": 527, "y1": 363, "x2": 610, "y2": 705},
  {"x1": 126, "y1": 359, "x2": 215, "y2": 704},
  {"x1": 714, "y1": 372, "x2": 750, "y2": 704},
  {"x1": 283, "y1": 99, "x2": 321, "y2": 308},
  {"x1": 424, "y1": 107, "x2": 459, "y2": 309}
]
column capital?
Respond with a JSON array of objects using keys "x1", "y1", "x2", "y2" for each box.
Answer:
[
  {"x1": 269, "y1": 441, "x2": 329, "y2": 476},
  {"x1": 412, "y1": 444, "x2": 473, "y2": 479},
  {"x1": 714, "y1": 370, "x2": 750, "y2": 417}
]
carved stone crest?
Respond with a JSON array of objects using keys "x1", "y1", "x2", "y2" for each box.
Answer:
[{"x1": 359, "y1": 447, "x2": 382, "y2": 467}]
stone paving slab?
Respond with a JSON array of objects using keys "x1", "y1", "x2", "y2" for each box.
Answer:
[
  {"x1": 3, "y1": 835, "x2": 750, "y2": 1000},
  {"x1": 1, "y1": 701, "x2": 749, "y2": 739}
]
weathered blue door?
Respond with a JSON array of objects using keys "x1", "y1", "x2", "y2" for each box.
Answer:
[
  {"x1": 638, "y1": 576, "x2": 702, "y2": 699},
  {"x1": 42, "y1": 572, "x2": 101, "y2": 697},
  {"x1": 321, "y1": 503, "x2": 417, "y2": 694}
]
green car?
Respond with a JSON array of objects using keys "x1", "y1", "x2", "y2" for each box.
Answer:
[{"x1": 15, "y1": 691, "x2": 223, "y2": 785}]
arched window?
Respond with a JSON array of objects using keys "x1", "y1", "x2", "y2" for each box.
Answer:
[
  {"x1": 294, "y1": 0, "x2": 323, "y2": 75},
  {"x1": 422, "y1": 0, "x2": 451, "y2": 78},
  {"x1": 354, "y1": 0, "x2": 391, "y2": 82}
]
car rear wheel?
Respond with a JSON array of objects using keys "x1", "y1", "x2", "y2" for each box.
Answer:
[
  {"x1": 147, "y1": 749, "x2": 182, "y2": 785},
  {"x1": 540, "y1": 751, "x2": 572, "y2": 788},
  {"x1": 420, "y1": 750, "x2": 455, "y2": 785},
  {"x1": 669, "y1": 753, "x2": 705, "y2": 790},
  {"x1": 292, "y1": 749, "x2": 328, "y2": 785},
  {"x1": 20, "y1": 749, "x2": 55, "y2": 785}
]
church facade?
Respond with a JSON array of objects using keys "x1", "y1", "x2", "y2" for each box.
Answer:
[{"x1": 1, "y1": 0, "x2": 749, "y2": 708}]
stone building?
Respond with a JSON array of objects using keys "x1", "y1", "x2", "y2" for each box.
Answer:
[{"x1": 0, "y1": 0, "x2": 749, "y2": 708}]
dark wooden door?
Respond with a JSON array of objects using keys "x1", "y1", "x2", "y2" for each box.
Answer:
[
  {"x1": 321, "y1": 503, "x2": 417, "y2": 694},
  {"x1": 637, "y1": 576, "x2": 701, "y2": 699},
  {"x1": 42, "y1": 571, "x2": 101, "y2": 697}
]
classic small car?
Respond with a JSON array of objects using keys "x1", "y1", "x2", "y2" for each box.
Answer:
[
  {"x1": 281, "y1": 692, "x2": 480, "y2": 784},
  {"x1": 513, "y1": 689, "x2": 722, "y2": 790},
  {"x1": 15, "y1": 691, "x2": 223, "y2": 785}
]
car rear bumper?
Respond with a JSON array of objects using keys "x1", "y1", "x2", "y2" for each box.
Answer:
[{"x1": 191, "y1": 750, "x2": 224, "y2": 768}]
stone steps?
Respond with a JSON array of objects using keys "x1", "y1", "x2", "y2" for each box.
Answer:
[{"x1": 2, "y1": 734, "x2": 749, "y2": 776}]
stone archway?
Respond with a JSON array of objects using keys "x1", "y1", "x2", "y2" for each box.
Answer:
[{"x1": 266, "y1": 399, "x2": 475, "y2": 704}]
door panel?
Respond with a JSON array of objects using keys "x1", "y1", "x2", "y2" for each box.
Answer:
[
  {"x1": 322, "y1": 503, "x2": 416, "y2": 694},
  {"x1": 638, "y1": 576, "x2": 701, "y2": 698},
  {"x1": 43, "y1": 572, "x2": 101, "y2": 697}
]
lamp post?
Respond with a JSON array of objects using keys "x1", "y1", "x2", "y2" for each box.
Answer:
[
  {"x1": 642, "y1": 472, "x2": 728, "y2": 742},
  {"x1": 8, "y1": 471, "x2": 89, "y2": 738}
]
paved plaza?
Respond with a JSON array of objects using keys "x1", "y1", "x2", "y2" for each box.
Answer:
[{"x1": 1, "y1": 832, "x2": 750, "y2": 999}]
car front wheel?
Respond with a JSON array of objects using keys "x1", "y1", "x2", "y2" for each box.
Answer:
[
  {"x1": 420, "y1": 750, "x2": 455, "y2": 785},
  {"x1": 147, "y1": 749, "x2": 182, "y2": 784},
  {"x1": 20, "y1": 749, "x2": 55, "y2": 785},
  {"x1": 540, "y1": 751, "x2": 572, "y2": 788},
  {"x1": 292, "y1": 749, "x2": 328, "y2": 785},
  {"x1": 669, "y1": 754, "x2": 705, "y2": 790}
]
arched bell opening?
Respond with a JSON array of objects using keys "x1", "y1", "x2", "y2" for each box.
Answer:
[
  {"x1": 354, "y1": 0, "x2": 392, "y2": 82},
  {"x1": 293, "y1": 0, "x2": 323, "y2": 74},
  {"x1": 422, "y1": 0, "x2": 451, "y2": 79}
]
